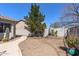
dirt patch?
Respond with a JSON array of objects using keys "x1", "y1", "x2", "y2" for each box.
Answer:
[{"x1": 19, "y1": 37, "x2": 66, "y2": 56}]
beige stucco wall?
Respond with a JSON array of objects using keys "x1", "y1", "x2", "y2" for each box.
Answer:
[
  {"x1": 50, "y1": 27, "x2": 68, "y2": 37},
  {"x1": 9, "y1": 24, "x2": 15, "y2": 39},
  {"x1": 43, "y1": 28, "x2": 49, "y2": 37},
  {"x1": 0, "y1": 24, "x2": 15, "y2": 40},
  {"x1": 0, "y1": 18, "x2": 16, "y2": 40},
  {"x1": 16, "y1": 21, "x2": 30, "y2": 36},
  {"x1": 16, "y1": 21, "x2": 28, "y2": 29}
]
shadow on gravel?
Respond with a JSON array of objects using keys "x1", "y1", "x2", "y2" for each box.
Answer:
[{"x1": 59, "y1": 46, "x2": 67, "y2": 52}]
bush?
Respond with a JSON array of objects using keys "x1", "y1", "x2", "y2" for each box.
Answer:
[
  {"x1": 55, "y1": 31, "x2": 58, "y2": 37},
  {"x1": 65, "y1": 35, "x2": 79, "y2": 48}
]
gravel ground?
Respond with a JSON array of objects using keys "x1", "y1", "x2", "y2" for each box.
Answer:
[{"x1": 19, "y1": 37, "x2": 66, "y2": 56}]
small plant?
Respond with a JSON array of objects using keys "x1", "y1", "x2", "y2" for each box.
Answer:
[
  {"x1": 2, "y1": 28, "x2": 9, "y2": 42},
  {"x1": 55, "y1": 31, "x2": 58, "y2": 37},
  {"x1": 65, "y1": 35, "x2": 79, "y2": 55},
  {"x1": 2, "y1": 33, "x2": 9, "y2": 42},
  {"x1": 65, "y1": 35, "x2": 79, "y2": 48},
  {"x1": 51, "y1": 30, "x2": 54, "y2": 36}
]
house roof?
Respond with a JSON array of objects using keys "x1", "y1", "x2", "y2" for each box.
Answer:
[
  {"x1": 0, "y1": 15, "x2": 17, "y2": 24},
  {"x1": 16, "y1": 20, "x2": 26, "y2": 24}
]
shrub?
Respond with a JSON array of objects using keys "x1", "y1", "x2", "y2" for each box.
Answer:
[{"x1": 65, "y1": 35, "x2": 79, "y2": 48}]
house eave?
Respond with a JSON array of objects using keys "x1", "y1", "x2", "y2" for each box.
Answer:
[{"x1": 0, "y1": 18, "x2": 17, "y2": 24}]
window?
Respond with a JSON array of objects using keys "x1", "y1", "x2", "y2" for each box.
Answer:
[
  {"x1": 0, "y1": 22, "x2": 3, "y2": 33},
  {"x1": 0, "y1": 22, "x2": 11, "y2": 33},
  {"x1": 3, "y1": 23, "x2": 11, "y2": 32}
]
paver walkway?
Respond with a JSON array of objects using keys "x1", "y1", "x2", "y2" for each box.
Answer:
[{"x1": 0, "y1": 36, "x2": 27, "y2": 56}]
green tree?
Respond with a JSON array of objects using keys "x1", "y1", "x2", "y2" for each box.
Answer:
[
  {"x1": 53, "y1": 22, "x2": 61, "y2": 28},
  {"x1": 50, "y1": 22, "x2": 61, "y2": 28},
  {"x1": 24, "y1": 4, "x2": 46, "y2": 36}
]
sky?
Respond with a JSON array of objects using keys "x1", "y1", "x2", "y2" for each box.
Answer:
[{"x1": 0, "y1": 3, "x2": 68, "y2": 28}]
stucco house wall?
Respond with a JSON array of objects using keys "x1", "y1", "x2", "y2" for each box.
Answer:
[
  {"x1": 9, "y1": 24, "x2": 16, "y2": 39},
  {"x1": 16, "y1": 20, "x2": 30, "y2": 36},
  {"x1": 43, "y1": 28, "x2": 49, "y2": 37},
  {"x1": 50, "y1": 27, "x2": 67, "y2": 37},
  {"x1": 0, "y1": 15, "x2": 16, "y2": 40}
]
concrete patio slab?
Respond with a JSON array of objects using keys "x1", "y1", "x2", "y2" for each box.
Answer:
[{"x1": 0, "y1": 36, "x2": 27, "y2": 56}]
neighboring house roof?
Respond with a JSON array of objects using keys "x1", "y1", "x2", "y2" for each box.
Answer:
[
  {"x1": 16, "y1": 20, "x2": 26, "y2": 24},
  {"x1": 59, "y1": 21, "x2": 79, "y2": 28},
  {"x1": 50, "y1": 22, "x2": 62, "y2": 28},
  {"x1": 0, "y1": 15, "x2": 17, "y2": 24},
  {"x1": 50, "y1": 21, "x2": 79, "y2": 29}
]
